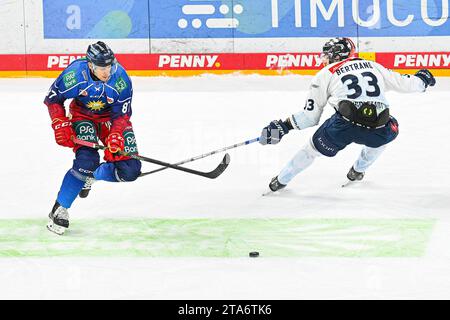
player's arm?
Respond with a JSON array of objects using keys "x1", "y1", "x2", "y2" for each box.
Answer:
[
  {"x1": 44, "y1": 74, "x2": 67, "y2": 118},
  {"x1": 259, "y1": 70, "x2": 330, "y2": 145},
  {"x1": 375, "y1": 62, "x2": 436, "y2": 93},
  {"x1": 105, "y1": 78, "x2": 134, "y2": 159},
  {"x1": 43, "y1": 70, "x2": 81, "y2": 148},
  {"x1": 289, "y1": 72, "x2": 330, "y2": 130}
]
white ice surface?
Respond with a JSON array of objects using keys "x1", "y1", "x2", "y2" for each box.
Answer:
[{"x1": 0, "y1": 75, "x2": 450, "y2": 299}]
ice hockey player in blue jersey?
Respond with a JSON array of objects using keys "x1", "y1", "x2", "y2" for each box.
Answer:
[
  {"x1": 44, "y1": 41, "x2": 141, "y2": 235},
  {"x1": 259, "y1": 37, "x2": 436, "y2": 193}
]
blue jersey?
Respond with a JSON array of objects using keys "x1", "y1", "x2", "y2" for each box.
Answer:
[{"x1": 44, "y1": 59, "x2": 133, "y2": 121}]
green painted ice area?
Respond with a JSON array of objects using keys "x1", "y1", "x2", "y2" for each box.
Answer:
[{"x1": 0, "y1": 218, "x2": 435, "y2": 258}]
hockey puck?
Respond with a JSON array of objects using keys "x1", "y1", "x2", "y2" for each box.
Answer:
[{"x1": 249, "y1": 251, "x2": 259, "y2": 258}]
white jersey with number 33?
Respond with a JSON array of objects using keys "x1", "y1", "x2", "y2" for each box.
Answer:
[{"x1": 290, "y1": 58, "x2": 426, "y2": 130}]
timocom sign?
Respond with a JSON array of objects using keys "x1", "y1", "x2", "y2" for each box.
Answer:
[{"x1": 43, "y1": 1, "x2": 450, "y2": 39}]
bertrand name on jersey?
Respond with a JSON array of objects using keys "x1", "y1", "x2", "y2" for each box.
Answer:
[{"x1": 334, "y1": 61, "x2": 374, "y2": 76}]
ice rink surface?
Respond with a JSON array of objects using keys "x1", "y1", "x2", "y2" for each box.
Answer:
[{"x1": 1, "y1": 74, "x2": 450, "y2": 299}]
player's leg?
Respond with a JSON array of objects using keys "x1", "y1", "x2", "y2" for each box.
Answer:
[
  {"x1": 273, "y1": 140, "x2": 321, "y2": 190},
  {"x1": 269, "y1": 113, "x2": 353, "y2": 192},
  {"x1": 72, "y1": 120, "x2": 102, "y2": 198},
  {"x1": 347, "y1": 117, "x2": 399, "y2": 181},
  {"x1": 79, "y1": 175, "x2": 95, "y2": 198},
  {"x1": 348, "y1": 145, "x2": 386, "y2": 181},
  {"x1": 48, "y1": 119, "x2": 101, "y2": 235},
  {"x1": 93, "y1": 158, "x2": 141, "y2": 182},
  {"x1": 48, "y1": 147, "x2": 100, "y2": 234},
  {"x1": 93, "y1": 123, "x2": 142, "y2": 182}
]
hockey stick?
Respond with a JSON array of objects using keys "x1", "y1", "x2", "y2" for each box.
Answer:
[
  {"x1": 72, "y1": 137, "x2": 230, "y2": 179},
  {"x1": 139, "y1": 137, "x2": 260, "y2": 177}
]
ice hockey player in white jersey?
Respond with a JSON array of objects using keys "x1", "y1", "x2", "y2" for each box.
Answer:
[{"x1": 259, "y1": 37, "x2": 436, "y2": 192}]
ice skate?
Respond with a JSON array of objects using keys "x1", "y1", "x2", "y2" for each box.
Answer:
[
  {"x1": 79, "y1": 177, "x2": 96, "y2": 198},
  {"x1": 47, "y1": 201, "x2": 69, "y2": 235},
  {"x1": 342, "y1": 167, "x2": 365, "y2": 187},
  {"x1": 262, "y1": 176, "x2": 286, "y2": 196}
]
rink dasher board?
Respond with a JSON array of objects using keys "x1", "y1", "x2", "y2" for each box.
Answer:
[{"x1": 1, "y1": 52, "x2": 450, "y2": 78}]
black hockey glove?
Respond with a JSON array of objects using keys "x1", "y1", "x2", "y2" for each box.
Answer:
[
  {"x1": 414, "y1": 69, "x2": 436, "y2": 88},
  {"x1": 259, "y1": 119, "x2": 293, "y2": 145}
]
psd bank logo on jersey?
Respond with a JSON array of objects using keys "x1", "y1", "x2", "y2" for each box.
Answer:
[
  {"x1": 63, "y1": 71, "x2": 77, "y2": 88},
  {"x1": 177, "y1": 1, "x2": 243, "y2": 30},
  {"x1": 74, "y1": 121, "x2": 97, "y2": 142},
  {"x1": 124, "y1": 131, "x2": 138, "y2": 154},
  {"x1": 86, "y1": 100, "x2": 106, "y2": 111}
]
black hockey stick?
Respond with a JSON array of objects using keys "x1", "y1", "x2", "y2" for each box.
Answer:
[{"x1": 73, "y1": 138, "x2": 230, "y2": 179}]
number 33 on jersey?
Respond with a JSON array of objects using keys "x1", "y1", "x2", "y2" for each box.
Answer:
[{"x1": 290, "y1": 57, "x2": 427, "y2": 130}]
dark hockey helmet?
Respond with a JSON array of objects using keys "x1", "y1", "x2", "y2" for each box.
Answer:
[
  {"x1": 86, "y1": 41, "x2": 116, "y2": 67},
  {"x1": 321, "y1": 37, "x2": 356, "y2": 64}
]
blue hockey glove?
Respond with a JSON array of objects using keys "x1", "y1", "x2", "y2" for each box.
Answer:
[
  {"x1": 414, "y1": 69, "x2": 436, "y2": 88},
  {"x1": 259, "y1": 119, "x2": 293, "y2": 145}
]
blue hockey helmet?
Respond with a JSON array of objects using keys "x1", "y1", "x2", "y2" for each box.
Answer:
[
  {"x1": 321, "y1": 37, "x2": 356, "y2": 64},
  {"x1": 86, "y1": 41, "x2": 116, "y2": 67}
]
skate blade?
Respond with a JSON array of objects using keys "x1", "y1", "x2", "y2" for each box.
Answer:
[
  {"x1": 47, "y1": 219, "x2": 66, "y2": 235},
  {"x1": 341, "y1": 180, "x2": 353, "y2": 188},
  {"x1": 341, "y1": 179, "x2": 363, "y2": 188}
]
